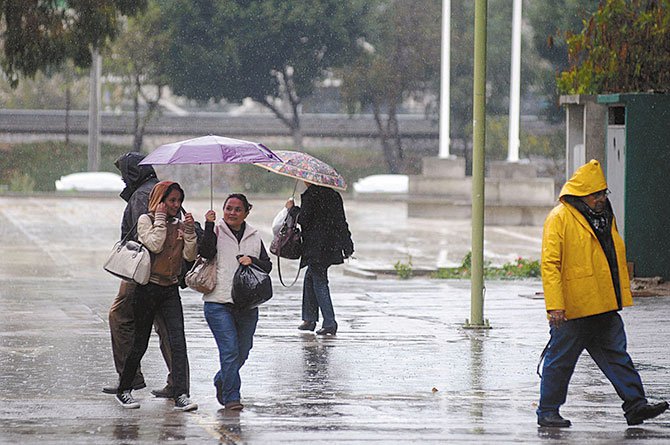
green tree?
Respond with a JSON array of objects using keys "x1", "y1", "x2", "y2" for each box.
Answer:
[
  {"x1": 558, "y1": 0, "x2": 670, "y2": 94},
  {"x1": 0, "y1": 0, "x2": 147, "y2": 86},
  {"x1": 341, "y1": 0, "x2": 441, "y2": 173},
  {"x1": 158, "y1": 0, "x2": 367, "y2": 149},
  {"x1": 105, "y1": 1, "x2": 169, "y2": 151},
  {"x1": 526, "y1": 0, "x2": 600, "y2": 119}
]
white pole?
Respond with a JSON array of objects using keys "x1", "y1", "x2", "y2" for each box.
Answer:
[
  {"x1": 507, "y1": 0, "x2": 522, "y2": 163},
  {"x1": 438, "y1": 0, "x2": 451, "y2": 158},
  {"x1": 88, "y1": 49, "x2": 101, "y2": 171}
]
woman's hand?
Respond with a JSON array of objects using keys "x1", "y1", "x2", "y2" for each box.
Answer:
[
  {"x1": 183, "y1": 212, "x2": 194, "y2": 227},
  {"x1": 285, "y1": 198, "x2": 294, "y2": 209},
  {"x1": 156, "y1": 202, "x2": 167, "y2": 214},
  {"x1": 205, "y1": 210, "x2": 216, "y2": 223},
  {"x1": 238, "y1": 255, "x2": 252, "y2": 266}
]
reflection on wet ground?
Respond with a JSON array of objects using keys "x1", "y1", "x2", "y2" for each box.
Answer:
[{"x1": 1, "y1": 196, "x2": 670, "y2": 443}]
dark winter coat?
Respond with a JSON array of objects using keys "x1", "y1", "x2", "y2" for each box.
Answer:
[
  {"x1": 115, "y1": 152, "x2": 159, "y2": 241},
  {"x1": 298, "y1": 184, "x2": 354, "y2": 268}
]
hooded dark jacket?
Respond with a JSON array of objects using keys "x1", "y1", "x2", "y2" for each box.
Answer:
[
  {"x1": 115, "y1": 152, "x2": 158, "y2": 241},
  {"x1": 298, "y1": 184, "x2": 354, "y2": 268}
]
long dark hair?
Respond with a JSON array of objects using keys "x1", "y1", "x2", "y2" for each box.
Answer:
[
  {"x1": 224, "y1": 193, "x2": 252, "y2": 212},
  {"x1": 162, "y1": 182, "x2": 185, "y2": 203}
]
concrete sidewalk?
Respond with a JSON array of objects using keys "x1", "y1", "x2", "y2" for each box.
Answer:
[{"x1": 1, "y1": 196, "x2": 669, "y2": 444}]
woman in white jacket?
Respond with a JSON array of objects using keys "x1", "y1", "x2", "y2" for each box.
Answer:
[{"x1": 198, "y1": 194, "x2": 272, "y2": 410}]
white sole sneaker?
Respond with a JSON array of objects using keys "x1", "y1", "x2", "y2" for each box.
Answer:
[
  {"x1": 115, "y1": 394, "x2": 140, "y2": 409},
  {"x1": 174, "y1": 402, "x2": 198, "y2": 412}
]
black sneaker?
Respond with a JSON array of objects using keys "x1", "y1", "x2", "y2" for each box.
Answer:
[
  {"x1": 174, "y1": 394, "x2": 198, "y2": 412},
  {"x1": 115, "y1": 390, "x2": 140, "y2": 409}
]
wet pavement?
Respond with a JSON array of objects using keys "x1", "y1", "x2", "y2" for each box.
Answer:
[{"x1": 1, "y1": 195, "x2": 670, "y2": 444}]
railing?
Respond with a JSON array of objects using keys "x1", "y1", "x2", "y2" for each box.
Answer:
[{"x1": 0, "y1": 109, "x2": 438, "y2": 139}]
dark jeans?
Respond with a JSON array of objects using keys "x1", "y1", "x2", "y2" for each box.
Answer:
[
  {"x1": 301, "y1": 264, "x2": 336, "y2": 328},
  {"x1": 118, "y1": 283, "x2": 190, "y2": 397},
  {"x1": 538, "y1": 311, "x2": 646, "y2": 417},
  {"x1": 204, "y1": 302, "x2": 258, "y2": 404},
  {"x1": 108, "y1": 281, "x2": 184, "y2": 389}
]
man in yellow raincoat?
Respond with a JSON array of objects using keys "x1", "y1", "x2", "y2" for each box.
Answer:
[{"x1": 537, "y1": 160, "x2": 668, "y2": 427}]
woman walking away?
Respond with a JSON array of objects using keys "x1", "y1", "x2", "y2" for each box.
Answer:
[
  {"x1": 199, "y1": 194, "x2": 272, "y2": 410},
  {"x1": 115, "y1": 181, "x2": 198, "y2": 411},
  {"x1": 286, "y1": 182, "x2": 354, "y2": 335}
]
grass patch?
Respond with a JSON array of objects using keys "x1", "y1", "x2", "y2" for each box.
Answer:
[
  {"x1": 393, "y1": 257, "x2": 413, "y2": 279},
  {"x1": 0, "y1": 142, "x2": 397, "y2": 194},
  {"x1": 433, "y1": 252, "x2": 541, "y2": 280},
  {"x1": 0, "y1": 142, "x2": 129, "y2": 192}
]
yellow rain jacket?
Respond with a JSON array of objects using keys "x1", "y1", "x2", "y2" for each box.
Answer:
[{"x1": 541, "y1": 160, "x2": 632, "y2": 320}]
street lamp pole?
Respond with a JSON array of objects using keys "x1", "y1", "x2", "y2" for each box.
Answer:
[
  {"x1": 507, "y1": 0, "x2": 522, "y2": 163},
  {"x1": 438, "y1": 0, "x2": 451, "y2": 159},
  {"x1": 467, "y1": 0, "x2": 490, "y2": 329},
  {"x1": 88, "y1": 48, "x2": 101, "y2": 172}
]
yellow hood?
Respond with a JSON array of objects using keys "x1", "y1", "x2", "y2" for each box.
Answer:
[{"x1": 559, "y1": 159, "x2": 608, "y2": 198}]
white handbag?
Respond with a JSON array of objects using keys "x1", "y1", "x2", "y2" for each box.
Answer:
[{"x1": 103, "y1": 225, "x2": 151, "y2": 285}]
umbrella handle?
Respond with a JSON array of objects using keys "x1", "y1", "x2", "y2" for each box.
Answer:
[{"x1": 291, "y1": 179, "x2": 298, "y2": 199}]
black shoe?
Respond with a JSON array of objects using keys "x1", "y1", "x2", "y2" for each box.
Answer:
[
  {"x1": 626, "y1": 401, "x2": 669, "y2": 426},
  {"x1": 151, "y1": 385, "x2": 173, "y2": 398},
  {"x1": 174, "y1": 394, "x2": 198, "y2": 412},
  {"x1": 103, "y1": 379, "x2": 146, "y2": 394},
  {"x1": 298, "y1": 321, "x2": 316, "y2": 331},
  {"x1": 115, "y1": 390, "x2": 140, "y2": 409},
  {"x1": 538, "y1": 412, "x2": 572, "y2": 428},
  {"x1": 214, "y1": 379, "x2": 225, "y2": 406},
  {"x1": 316, "y1": 322, "x2": 338, "y2": 336}
]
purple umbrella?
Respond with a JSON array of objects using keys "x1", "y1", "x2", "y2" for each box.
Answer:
[{"x1": 139, "y1": 135, "x2": 282, "y2": 208}]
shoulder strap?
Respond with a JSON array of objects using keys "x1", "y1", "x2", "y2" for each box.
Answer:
[
  {"x1": 120, "y1": 219, "x2": 141, "y2": 243},
  {"x1": 276, "y1": 256, "x2": 301, "y2": 287}
]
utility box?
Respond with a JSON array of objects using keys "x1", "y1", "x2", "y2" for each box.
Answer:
[
  {"x1": 559, "y1": 95, "x2": 607, "y2": 179},
  {"x1": 597, "y1": 93, "x2": 670, "y2": 279}
]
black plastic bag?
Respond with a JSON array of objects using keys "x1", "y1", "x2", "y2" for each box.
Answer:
[{"x1": 232, "y1": 263, "x2": 273, "y2": 310}]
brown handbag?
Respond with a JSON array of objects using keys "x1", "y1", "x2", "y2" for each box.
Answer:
[{"x1": 185, "y1": 255, "x2": 217, "y2": 294}]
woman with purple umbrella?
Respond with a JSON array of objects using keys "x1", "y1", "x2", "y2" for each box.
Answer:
[
  {"x1": 198, "y1": 194, "x2": 272, "y2": 410},
  {"x1": 286, "y1": 183, "x2": 354, "y2": 335}
]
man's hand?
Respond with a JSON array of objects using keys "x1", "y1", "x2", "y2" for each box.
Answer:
[{"x1": 548, "y1": 310, "x2": 567, "y2": 328}]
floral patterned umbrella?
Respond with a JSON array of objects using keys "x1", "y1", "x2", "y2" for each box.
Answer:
[{"x1": 254, "y1": 150, "x2": 347, "y2": 191}]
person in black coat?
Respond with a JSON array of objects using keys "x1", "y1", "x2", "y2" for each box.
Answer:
[{"x1": 286, "y1": 183, "x2": 354, "y2": 335}]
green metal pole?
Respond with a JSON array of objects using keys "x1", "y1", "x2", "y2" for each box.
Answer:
[{"x1": 467, "y1": 0, "x2": 489, "y2": 329}]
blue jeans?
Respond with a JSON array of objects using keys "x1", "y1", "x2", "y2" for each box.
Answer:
[
  {"x1": 204, "y1": 302, "x2": 258, "y2": 404},
  {"x1": 302, "y1": 264, "x2": 336, "y2": 328},
  {"x1": 538, "y1": 312, "x2": 646, "y2": 417},
  {"x1": 118, "y1": 283, "x2": 190, "y2": 396}
]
